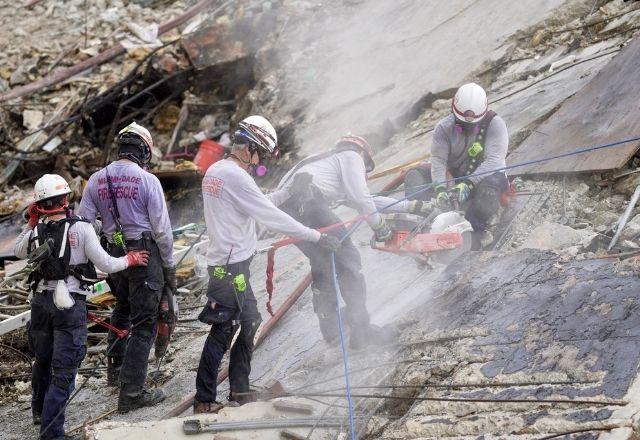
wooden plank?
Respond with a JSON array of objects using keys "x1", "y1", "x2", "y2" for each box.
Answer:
[
  {"x1": 506, "y1": 37, "x2": 640, "y2": 175},
  {"x1": 0, "y1": 311, "x2": 31, "y2": 336}
]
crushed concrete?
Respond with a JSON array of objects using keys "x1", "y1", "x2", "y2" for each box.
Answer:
[{"x1": 519, "y1": 221, "x2": 597, "y2": 252}]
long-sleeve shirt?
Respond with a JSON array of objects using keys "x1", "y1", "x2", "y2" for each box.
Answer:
[
  {"x1": 431, "y1": 113, "x2": 509, "y2": 186},
  {"x1": 277, "y1": 150, "x2": 409, "y2": 229},
  {"x1": 203, "y1": 159, "x2": 321, "y2": 266},
  {"x1": 77, "y1": 160, "x2": 174, "y2": 267},
  {"x1": 14, "y1": 220, "x2": 128, "y2": 294}
]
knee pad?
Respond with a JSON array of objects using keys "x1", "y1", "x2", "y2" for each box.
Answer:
[
  {"x1": 469, "y1": 185, "x2": 501, "y2": 224},
  {"x1": 239, "y1": 319, "x2": 261, "y2": 348}
]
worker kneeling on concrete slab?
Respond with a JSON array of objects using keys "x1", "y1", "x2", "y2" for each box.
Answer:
[
  {"x1": 404, "y1": 83, "x2": 509, "y2": 248},
  {"x1": 78, "y1": 122, "x2": 176, "y2": 412},
  {"x1": 195, "y1": 115, "x2": 340, "y2": 414},
  {"x1": 14, "y1": 174, "x2": 150, "y2": 440},
  {"x1": 275, "y1": 135, "x2": 431, "y2": 348}
]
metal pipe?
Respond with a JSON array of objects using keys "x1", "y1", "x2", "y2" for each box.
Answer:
[
  {"x1": 608, "y1": 184, "x2": 640, "y2": 251},
  {"x1": 286, "y1": 392, "x2": 627, "y2": 406}
]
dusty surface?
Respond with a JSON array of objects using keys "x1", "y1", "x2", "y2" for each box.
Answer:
[{"x1": 2, "y1": 0, "x2": 640, "y2": 439}]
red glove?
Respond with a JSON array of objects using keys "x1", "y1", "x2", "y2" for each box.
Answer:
[
  {"x1": 26, "y1": 203, "x2": 40, "y2": 228},
  {"x1": 125, "y1": 250, "x2": 150, "y2": 267}
]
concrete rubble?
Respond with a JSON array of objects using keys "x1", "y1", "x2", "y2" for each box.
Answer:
[{"x1": 2, "y1": 0, "x2": 640, "y2": 439}]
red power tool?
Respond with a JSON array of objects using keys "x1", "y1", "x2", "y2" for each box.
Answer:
[{"x1": 371, "y1": 212, "x2": 473, "y2": 265}]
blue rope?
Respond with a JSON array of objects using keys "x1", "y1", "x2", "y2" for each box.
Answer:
[
  {"x1": 330, "y1": 253, "x2": 357, "y2": 440},
  {"x1": 326, "y1": 134, "x2": 640, "y2": 439}
]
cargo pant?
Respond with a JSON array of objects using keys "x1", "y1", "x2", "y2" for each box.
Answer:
[
  {"x1": 404, "y1": 162, "x2": 508, "y2": 231},
  {"x1": 281, "y1": 188, "x2": 371, "y2": 342},
  {"x1": 28, "y1": 291, "x2": 87, "y2": 439},
  {"x1": 106, "y1": 236, "x2": 164, "y2": 387},
  {"x1": 195, "y1": 259, "x2": 261, "y2": 404}
]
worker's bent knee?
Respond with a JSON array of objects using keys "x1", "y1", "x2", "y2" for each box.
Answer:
[{"x1": 404, "y1": 167, "x2": 433, "y2": 201}]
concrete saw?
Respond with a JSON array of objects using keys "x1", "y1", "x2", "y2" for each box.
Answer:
[{"x1": 371, "y1": 211, "x2": 473, "y2": 266}]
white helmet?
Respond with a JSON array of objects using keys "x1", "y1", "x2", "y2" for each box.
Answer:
[
  {"x1": 235, "y1": 115, "x2": 278, "y2": 154},
  {"x1": 118, "y1": 121, "x2": 154, "y2": 149},
  {"x1": 451, "y1": 83, "x2": 488, "y2": 124},
  {"x1": 34, "y1": 174, "x2": 71, "y2": 203},
  {"x1": 117, "y1": 121, "x2": 153, "y2": 165}
]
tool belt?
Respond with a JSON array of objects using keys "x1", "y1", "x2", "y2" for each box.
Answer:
[
  {"x1": 198, "y1": 262, "x2": 249, "y2": 325},
  {"x1": 103, "y1": 231, "x2": 154, "y2": 255}
]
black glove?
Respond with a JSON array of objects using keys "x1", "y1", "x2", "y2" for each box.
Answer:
[
  {"x1": 163, "y1": 266, "x2": 177, "y2": 295},
  {"x1": 317, "y1": 233, "x2": 341, "y2": 252},
  {"x1": 372, "y1": 218, "x2": 392, "y2": 242},
  {"x1": 288, "y1": 172, "x2": 314, "y2": 199}
]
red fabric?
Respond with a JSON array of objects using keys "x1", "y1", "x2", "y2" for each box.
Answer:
[
  {"x1": 263, "y1": 214, "x2": 368, "y2": 315},
  {"x1": 265, "y1": 248, "x2": 276, "y2": 317}
]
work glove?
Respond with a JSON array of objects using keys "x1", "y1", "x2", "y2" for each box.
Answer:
[
  {"x1": 317, "y1": 233, "x2": 341, "y2": 252},
  {"x1": 288, "y1": 172, "x2": 314, "y2": 199},
  {"x1": 26, "y1": 203, "x2": 40, "y2": 229},
  {"x1": 408, "y1": 200, "x2": 436, "y2": 217},
  {"x1": 451, "y1": 181, "x2": 473, "y2": 203},
  {"x1": 125, "y1": 250, "x2": 150, "y2": 267},
  {"x1": 163, "y1": 266, "x2": 178, "y2": 296},
  {"x1": 372, "y1": 218, "x2": 393, "y2": 242},
  {"x1": 434, "y1": 185, "x2": 450, "y2": 208}
]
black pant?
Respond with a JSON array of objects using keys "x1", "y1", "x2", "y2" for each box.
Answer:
[
  {"x1": 195, "y1": 259, "x2": 261, "y2": 403},
  {"x1": 107, "y1": 239, "x2": 164, "y2": 387},
  {"x1": 404, "y1": 163, "x2": 508, "y2": 231},
  {"x1": 28, "y1": 291, "x2": 87, "y2": 439},
  {"x1": 281, "y1": 190, "x2": 371, "y2": 336}
]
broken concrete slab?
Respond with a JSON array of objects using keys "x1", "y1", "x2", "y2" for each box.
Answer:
[
  {"x1": 370, "y1": 248, "x2": 640, "y2": 438},
  {"x1": 270, "y1": 0, "x2": 571, "y2": 156},
  {"x1": 520, "y1": 221, "x2": 597, "y2": 251},
  {"x1": 507, "y1": 36, "x2": 640, "y2": 175}
]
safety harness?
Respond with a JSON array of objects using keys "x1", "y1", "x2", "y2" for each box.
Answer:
[
  {"x1": 278, "y1": 145, "x2": 373, "y2": 189},
  {"x1": 454, "y1": 110, "x2": 497, "y2": 176},
  {"x1": 27, "y1": 216, "x2": 98, "y2": 293}
]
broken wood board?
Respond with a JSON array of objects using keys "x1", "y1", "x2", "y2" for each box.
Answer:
[{"x1": 506, "y1": 36, "x2": 640, "y2": 175}]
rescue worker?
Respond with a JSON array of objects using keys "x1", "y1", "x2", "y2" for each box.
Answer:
[
  {"x1": 275, "y1": 135, "x2": 429, "y2": 348},
  {"x1": 404, "y1": 83, "x2": 509, "y2": 246},
  {"x1": 77, "y1": 122, "x2": 175, "y2": 412},
  {"x1": 14, "y1": 174, "x2": 149, "y2": 440},
  {"x1": 194, "y1": 115, "x2": 341, "y2": 413}
]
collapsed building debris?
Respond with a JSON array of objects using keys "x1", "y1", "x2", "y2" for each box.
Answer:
[{"x1": 2, "y1": 0, "x2": 640, "y2": 439}]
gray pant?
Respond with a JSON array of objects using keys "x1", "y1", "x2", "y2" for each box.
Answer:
[{"x1": 281, "y1": 189, "x2": 371, "y2": 340}]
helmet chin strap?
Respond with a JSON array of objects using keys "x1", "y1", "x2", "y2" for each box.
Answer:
[{"x1": 229, "y1": 150, "x2": 266, "y2": 176}]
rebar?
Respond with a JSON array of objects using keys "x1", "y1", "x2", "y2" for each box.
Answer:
[{"x1": 287, "y1": 392, "x2": 627, "y2": 407}]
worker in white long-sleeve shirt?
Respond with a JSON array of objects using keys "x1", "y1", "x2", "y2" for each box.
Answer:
[
  {"x1": 14, "y1": 174, "x2": 149, "y2": 440},
  {"x1": 194, "y1": 115, "x2": 341, "y2": 414},
  {"x1": 275, "y1": 135, "x2": 432, "y2": 348}
]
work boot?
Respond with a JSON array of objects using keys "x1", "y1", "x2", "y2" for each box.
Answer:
[
  {"x1": 117, "y1": 384, "x2": 165, "y2": 413},
  {"x1": 32, "y1": 410, "x2": 41, "y2": 426},
  {"x1": 350, "y1": 324, "x2": 398, "y2": 350},
  {"x1": 51, "y1": 435, "x2": 79, "y2": 440},
  {"x1": 193, "y1": 400, "x2": 224, "y2": 414},
  {"x1": 228, "y1": 390, "x2": 257, "y2": 406},
  {"x1": 106, "y1": 356, "x2": 123, "y2": 387},
  {"x1": 318, "y1": 315, "x2": 339, "y2": 342}
]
